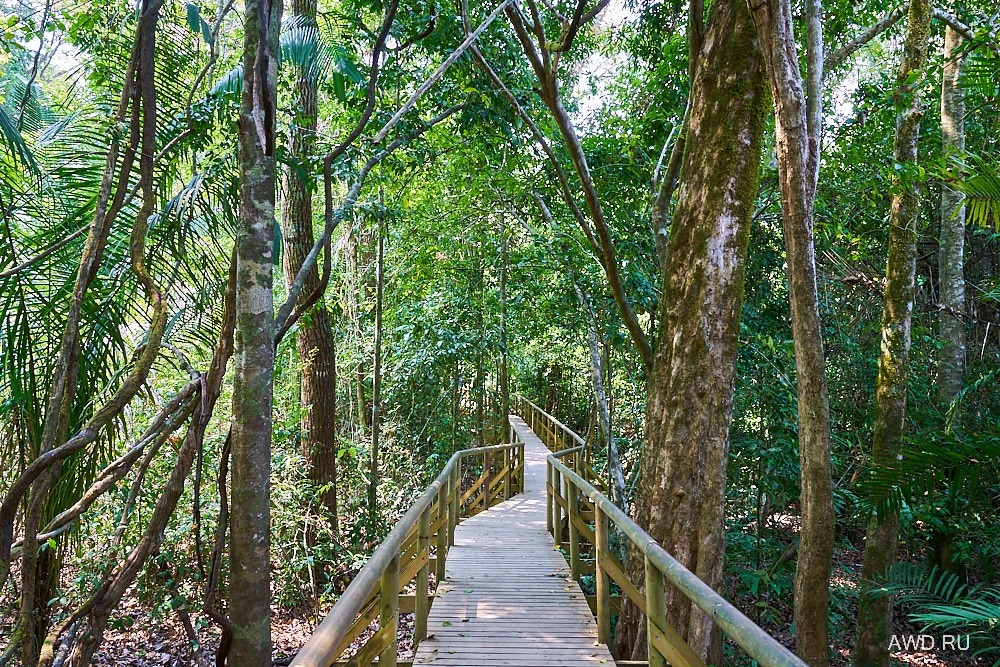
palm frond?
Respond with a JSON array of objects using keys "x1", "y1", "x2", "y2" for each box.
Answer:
[
  {"x1": 0, "y1": 105, "x2": 40, "y2": 174},
  {"x1": 856, "y1": 430, "x2": 1000, "y2": 518},
  {"x1": 869, "y1": 564, "x2": 1000, "y2": 663},
  {"x1": 945, "y1": 152, "x2": 1000, "y2": 229}
]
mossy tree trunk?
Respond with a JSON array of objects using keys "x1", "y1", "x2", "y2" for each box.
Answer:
[
  {"x1": 615, "y1": 0, "x2": 768, "y2": 659},
  {"x1": 853, "y1": 0, "x2": 931, "y2": 663},
  {"x1": 749, "y1": 0, "x2": 835, "y2": 662},
  {"x1": 231, "y1": 0, "x2": 281, "y2": 663},
  {"x1": 281, "y1": 0, "x2": 339, "y2": 538}
]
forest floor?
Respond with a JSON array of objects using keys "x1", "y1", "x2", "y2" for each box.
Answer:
[
  {"x1": 727, "y1": 544, "x2": 981, "y2": 667},
  {"x1": 2, "y1": 550, "x2": 981, "y2": 665}
]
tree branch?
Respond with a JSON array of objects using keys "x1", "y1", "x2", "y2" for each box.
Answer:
[{"x1": 824, "y1": 6, "x2": 906, "y2": 73}]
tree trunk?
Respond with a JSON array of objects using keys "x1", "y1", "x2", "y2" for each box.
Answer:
[
  {"x1": 929, "y1": 24, "x2": 967, "y2": 577},
  {"x1": 575, "y1": 285, "x2": 626, "y2": 509},
  {"x1": 281, "y1": 0, "x2": 338, "y2": 536},
  {"x1": 231, "y1": 0, "x2": 281, "y2": 663},
  {"x1": 368, "y1": 223, "x2": 384, "y2": 523},
  {"x1": 938, "y1": 25, "x2": 965, "y2": 415},
  {"x1": 749, "y1": 0, "x2": 835, "y2": 662},
  {"x1": 853, "y1": 0, "x2": 931, "y2": 664},
  {"x1": 345, "y1": 223, "x2": 370, "y2": 432},
  {"x1": 615, "y1": 0, "x2": 768, "y2": 659},
  {"x1": 499, "y1": 232, "x2": 510, "y2": 424}
]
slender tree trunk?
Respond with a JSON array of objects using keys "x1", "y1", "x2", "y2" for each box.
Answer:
[
  {"x1": 231, "y1": 0, "x2": 281, "y2": 663},
  {"x1": 749, "y1": 0, "x2": 835, "y2": 662},
  {"x1": 499, "y1": 232, "x2": 510, "y2": 423},
  {"x1": 575, "y1": 285, "x2": 626, "y2": 509},
  {"x1": 938, "y1": 25, "x2": 966, "y2": 415},
  {"x1": 368, "y1": 223, "x2": 384, "y2": 522},
  {"x1": 345, "y1": 223, "x2": 370, "y2": 432},
  {"x1": 281, "y1": 0, "x2": 338, "y2": 536},
  {"x1": 616, "y1": 0, "x2": 768, "y2": 659},
  {"x1": 451, "y1": 361, "x2": 460, "y2": 453},
  {"x1": 853, "y1": 0, "x2": 931, "y2": 663},
  {"x1": 929, "y1": 24, "x2": 967, "y2": 577}
]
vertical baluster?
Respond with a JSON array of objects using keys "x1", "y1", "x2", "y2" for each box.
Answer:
[
  {"x1": 380, "y1": 554, "x2": 400, "y2": 667},
  {"x1": 567, "y1": 476, "x2": 580, "y2": 581},
  {"x1": 415, "y1": 506, "x2": 430, "y2": 643},
  {"x1": 595, "y1": 505, "x2": 611, "y2": 643},
  {"x1": 646, "y1": 556, "x2": 667, "y2": 667}
]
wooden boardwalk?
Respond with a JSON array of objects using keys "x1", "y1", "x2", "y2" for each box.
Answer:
[{"x1": 413, "y1": 417, "x2": 614, "y2": 666}]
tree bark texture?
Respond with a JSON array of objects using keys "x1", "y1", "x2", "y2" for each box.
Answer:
[
  {"x1": 853, "y1": 0, "x2": 931, "y2": 664},
  {"x1": 748, "y1": 0, "x2": 835, "y2": 662},
  {"x1": 281, "y1": 0, "x2": 338, "y2": 535},
  {"x1": 615, "y1": 0, "x2": 768, "y2": 659},
  {"x1": 231, "y1": 0, "x2": 281, "y2": 663},
  {"x1": 938, "y1": 25, "x2": 965, "y2": 413}
]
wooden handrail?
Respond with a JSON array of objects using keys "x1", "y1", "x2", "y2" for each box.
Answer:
[
  {"x1": 290, "y1": 441, "x2": 524, "y2": 667},
  {"x1": 515, "y1": 397, "x2": 808, "y2": 667}
]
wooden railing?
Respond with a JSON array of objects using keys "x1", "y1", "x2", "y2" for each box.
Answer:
[
  {"x1": 290, "y1": 441, "x2": 525, "y2": 667},
  {"x1": 516, "y1": 395, "x2": 807, "y2": 667}
]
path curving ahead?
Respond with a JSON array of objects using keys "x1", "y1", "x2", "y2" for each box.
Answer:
[{"x1": 412, "y1": 417, "x2": 614, "y2": 666}]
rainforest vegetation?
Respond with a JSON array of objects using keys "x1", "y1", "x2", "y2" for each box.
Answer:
[{"x1": 0, "y1": 0, "x2": 999, "y2": 664}]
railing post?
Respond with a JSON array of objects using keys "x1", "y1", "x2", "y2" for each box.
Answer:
[
  {"x1": 546, "y1": 460, "x2": 554, "y2": 534},
  {"x1": 503, "y1": 446, "x2": 511, "y2": 500},
  {"x1": 567, "y1": 476, "x2": 580, "y2": 580},
  {"x1": 552, "y1": 465, "x2": 562, "y2": 551},
  {"x1": 646, "y1": 555, "x2": 667, "y2": 667},
  {"x1": 380, "y1": 553, "x2": 400, "y2": 667},
  {"x1": 449, "y1": 462, "x2": 460, "y2": 545},
  {"x1": 595, "y1": 505, "x2": 611, "y2": 644},
  {"x1": 415, "y1": 506, "x2": 430, "y2": 643},
  {"x1": 436, "y1": 482, "x2": 447, "y2": 584},
  {"x1": 482, "y1": 451, "x2": 492, "y2": 512},
  {"x1": 519, "y1": 444, "x2": 525, "y2": 491}
]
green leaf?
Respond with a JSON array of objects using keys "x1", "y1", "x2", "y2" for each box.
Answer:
[{"x1": 185, "y1": 3, "x2": 201, "y2": 34}]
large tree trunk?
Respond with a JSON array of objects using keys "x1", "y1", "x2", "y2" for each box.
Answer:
[
  {"x1": 938, "y1": 25, "x2": 965, "y2": 414},
  {"x1": 749, "y1": 0, "x2": 835, "y2": 662},
  {"x1": 231, "y1": 0, "x2": 281, "y2": 663},
  {"x1": 853, "y1": 0, "x2": 931, "y2": 664},
  {"x1": 616, "y1": 0, "x2": 768, "y2": 660},
  {"x1": 281, "y1": 0, "x2": 338, "y2": 536}
]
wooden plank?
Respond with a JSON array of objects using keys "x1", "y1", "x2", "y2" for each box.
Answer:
[
  {"x1": 649, "y1": 621, "x2": 707, "y2": 667},
  {"x1": 600, "y1": 547, "x2": 645, "y2": 610},
  {"x1": 412, "y1": 420, "x2": 615, "y2": 667}
]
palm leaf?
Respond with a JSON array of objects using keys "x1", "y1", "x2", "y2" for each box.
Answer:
[
  {"x1": 945, "y1": 152, "x2": 1000, "y2": 229},
  {"x1": 0, "y1": 106, "x2": 39, "y2": 174}
]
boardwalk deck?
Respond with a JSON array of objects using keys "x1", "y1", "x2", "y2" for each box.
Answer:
[{"x1": 413, "y1": 417, "x2": 614, "y2": 666}]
